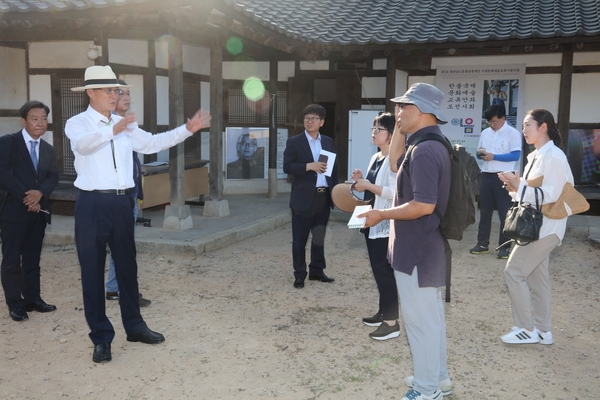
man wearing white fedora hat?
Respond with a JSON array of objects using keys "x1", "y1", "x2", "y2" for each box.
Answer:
[{"x1": 65, "y1": 65, "x2": 211, "y2": 363}]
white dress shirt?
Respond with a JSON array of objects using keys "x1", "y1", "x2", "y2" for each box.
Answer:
[
  {"x1": 305, "y1": 131, "x2": 328, "y2": 188},
  {"x1": 478, "y1": 121, "x2": 522, "y2": 173},
  {"x1": 65, "y1": 105, "x2": 192, "y2": 191}
]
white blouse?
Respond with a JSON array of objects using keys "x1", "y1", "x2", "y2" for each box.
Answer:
[
  {"x1": 512, "y1": 141, "x2": 574, "y2": 242},
  {"x1": 365, "y1": 152, "x2": 397, "y2": 239}
]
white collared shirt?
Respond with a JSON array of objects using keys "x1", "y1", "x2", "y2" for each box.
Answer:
[
  {"x1": 305, "y1": 131, "x2": 328, "y2": 188},
  {"x1": 21, "y1": 129, "x2": 39, "y2": 149},
  {"x1": 65, "y1": 105, "x2": 192, "y2": 191},
  {"x1": 513, "y1": 141, "x2": 574, "y2": 242},
  {"x1": 478, "y1": 121, "x2": 522, "y2": 173}
]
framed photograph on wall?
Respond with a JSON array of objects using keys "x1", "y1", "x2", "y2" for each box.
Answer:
[{"x1": 225, "y1": 127, "x2": 268, "y2": 180}]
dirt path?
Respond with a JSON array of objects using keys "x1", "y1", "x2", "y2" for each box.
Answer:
[{"x1": 0, "y1": 222, "x2": 598, "y2": 399}]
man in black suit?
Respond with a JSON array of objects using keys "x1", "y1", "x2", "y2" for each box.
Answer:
[
  {"x1": 283, "y1": 103, "x2": 338, "y2": 289},
  {"x1": 0, "y1": 101, "x2": 59, "y2": 321}
]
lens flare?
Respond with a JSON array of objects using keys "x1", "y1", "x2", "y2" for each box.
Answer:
[
  {"x1": 243, "y1": 77, "x2": 265, "y2": 102},
  {"x1": 226, "y1": 37, "x2": 244, "y2": 55}
]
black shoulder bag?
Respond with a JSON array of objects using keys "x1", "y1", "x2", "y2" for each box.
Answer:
[{"x1": 502, "y1": 158, "x2": 544, "y2": 246}]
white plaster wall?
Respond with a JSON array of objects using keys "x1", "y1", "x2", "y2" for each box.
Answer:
[
  {"x1": 0, "y1": 47, "x2": 27, "y2": 109},
  {"x1": 573, "y1": 52, "x2": 600, "y2": 66},
  {"x1": 522, "y1": 74, "x2": 560, "y2": 117},
  {"x1": 373, "y1": 58, "x2": 387, "y2": 70},
  {"x1": 299, "y1": 60, "x2": 329, "y2": 70},
  {"x1": 108, "y1": 39, "x2": 148, "y2": 67},
  {"x1": 155, "y1": 40, "x2": 169, "y2": 70},
  {"x1": 29, "y1": 75, "x2": 53, "y2": 124},
  {"x1": 571, "y1": 73, "x2": 600, "y2": 123},
  {"x1": 29, "y1": 41, "x2": 94, "y2": 69},
  {"x1": 278, "y1": 61, "x2": 295, "y2": 81},
  {"x1": 395, "y1": 70, "x2": 408, "y2": 98},
  {"x1": 223, "y1": 61, "x2": 269, "y2": 80},
  {"x1": 362, "y1": 77, "x2": 386, "y2": 98},
  {"x1": 117, "y1": 74, "x2": 144, "y2": 125},
  {"x1": 156, "y1": 76, "x2": 170, "y2": 162},
  {"x1": 183, "y1": 45, "x2": 210, "y2": 75},
  {"x1": 408, "y1": 75, "x2": 435, "y2": 88},
  {"x1": 0, "y1": 118, "x2": 22, "y2": 135},
  {"x1": 156, "y1": 76, "x2": 169, "y2": 126},
  {"x1": 431, "y1": 53, "x2": 563, "y2": 68}
]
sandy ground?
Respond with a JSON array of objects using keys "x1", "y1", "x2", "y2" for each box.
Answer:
[{"x1": 0, "y1": 220, "x2": 599, "y2": 400}]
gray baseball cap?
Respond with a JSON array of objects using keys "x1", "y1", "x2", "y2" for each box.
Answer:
[{"x1": 391, "y1": 83, "x2": 448, "y2": 124}]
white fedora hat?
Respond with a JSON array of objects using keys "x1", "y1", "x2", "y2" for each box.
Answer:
[{"x1": 71, "y1": 65, "x2": 132, "y2": 92}]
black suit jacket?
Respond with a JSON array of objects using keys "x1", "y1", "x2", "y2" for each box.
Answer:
[
  {"x1": 283, "y1": 131, "x2": 338, "y2": 212},
  {"x1": 0, "y1": 131, "x2": 59, "y2": 224}
]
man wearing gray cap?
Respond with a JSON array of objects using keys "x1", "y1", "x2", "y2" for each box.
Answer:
[{"x1": 360, "y1": 83, "x2": 452, "y2": 400}]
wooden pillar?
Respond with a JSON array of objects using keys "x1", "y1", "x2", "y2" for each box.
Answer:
[
  {"x1": 203, "y1": 42, "x2": 229, "y2": 217},
  {"x1": 558, "y1": 46, "x2": 573, "y2": 151},
  {"x1": 209, "y1": 43, "x2": 224, "y2": 201},
  {"x1": 145, "y1": 39, "x2": 158, "y2": 163},
  {"x1": 386, "y1": 51, "x2": 397, "y2": 113},
  {"x1": 268, "y1": 59, "x2": 278, "y2": 198},
  {"x1": 168, "y1": 34, "x2": 185, "y2": 206}
]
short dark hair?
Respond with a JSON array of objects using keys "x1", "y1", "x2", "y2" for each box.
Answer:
[
  {"x1": 20, "y1": 100, "x2": 49, "y2": 119},
  {"x1": 303, "y1": 104, "x2": 326, "y2": 119},
  {"x1": 484, "y1": 104, "x2": 506, "y2": 121},
  {"x1": 374, "y1": 112, "x2": 395, "y2": 134}
]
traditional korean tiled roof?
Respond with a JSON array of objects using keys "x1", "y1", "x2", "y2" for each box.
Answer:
[
  {"x1": 1, "y1": 0, "x2": 599, "y2": 47},
  {"x1": 222, "y1": 0, "x2": 600, "y2": 46}
]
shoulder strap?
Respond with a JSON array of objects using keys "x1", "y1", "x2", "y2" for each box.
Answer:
[{"x1": 398, "y1": 132, "x2": 453, "y2": 197}]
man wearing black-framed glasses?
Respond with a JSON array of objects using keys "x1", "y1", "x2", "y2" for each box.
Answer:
[{"x1": 283, "y1": 103, "x2": 338, "y2": 289}]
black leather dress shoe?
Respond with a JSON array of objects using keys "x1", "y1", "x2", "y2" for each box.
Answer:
[
  {"x1": 9, "y1": 308, "x2": 28, "y2": 321},
  {"x1": 25, "y1": 300, "x2": 57, "y2": 313},
  {"x1": 293, "y1": 277, "x2": 305, "y2": 288},
  {"x1": 127, "y1": 327, "x2": 165, "y2": 344},
  {"x1": 308, "y1": 273, "x2": 335, "y2": 283},
  {"x1": 92, "y1": 343, "x2": 112, "y2": 363}
]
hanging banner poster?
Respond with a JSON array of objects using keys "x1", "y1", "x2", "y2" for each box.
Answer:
[{"x1": 436, "y1": 65, "x2": 526, "y2": 165}]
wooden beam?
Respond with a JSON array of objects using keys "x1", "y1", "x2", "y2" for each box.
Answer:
[{"x1": 558, "y1": 46, "x2": 574, "y2": 152}]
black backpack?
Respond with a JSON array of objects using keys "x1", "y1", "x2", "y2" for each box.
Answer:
[{"x1": 401, "y1": 132, "x2": 480, "y2": 241}]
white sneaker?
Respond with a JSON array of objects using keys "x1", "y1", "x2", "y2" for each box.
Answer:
[
  {"x1": 538, "y1": 330, "x2": 553, "y2": 345},
  {"x1": 501, "y1": 327, "x2": 540, "y2": 344},
  {"x1": 401, "y1": 389, "x2": 443, "y2": 400},
  {"x1": 405, "y1": 375, "x2": 452, "y2": 396}
]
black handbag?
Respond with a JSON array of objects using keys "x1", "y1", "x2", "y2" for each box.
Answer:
[{"x1": 502, "y1": 157, "x2": 544, "y2": 246}]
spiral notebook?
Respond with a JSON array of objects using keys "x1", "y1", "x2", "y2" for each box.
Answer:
[{"x1": 347, "y1": 205, "x2": 372, "y2": 229}]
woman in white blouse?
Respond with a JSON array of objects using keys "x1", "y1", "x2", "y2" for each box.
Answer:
[
  {"x1": 498, "y1": 109, "x2": 574, "y2": 345},
  {"x1": 351, "y1": 113, "x2": 399, "y2": 341}
]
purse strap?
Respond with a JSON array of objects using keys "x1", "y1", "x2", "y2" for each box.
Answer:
[{"x1": 519, "y1": 156, "x2": 544, "y2": 208}]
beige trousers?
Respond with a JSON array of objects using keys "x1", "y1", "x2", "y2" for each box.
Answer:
[{"x1": 504, "y1": 234, "x2": 560, "y2": 332}]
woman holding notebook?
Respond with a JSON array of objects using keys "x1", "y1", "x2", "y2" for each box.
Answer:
[{"x1": 350, "y1": 112, "x2": 399, "y2": 341}]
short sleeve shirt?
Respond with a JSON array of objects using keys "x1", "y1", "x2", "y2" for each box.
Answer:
[{"x1": 388, "y1": 126, "x2": 451, "y2": 288}]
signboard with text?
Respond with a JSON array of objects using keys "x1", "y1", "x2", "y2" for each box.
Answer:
[{"x1": 436, "y1": 65, "x2": 526, "y2": 165}]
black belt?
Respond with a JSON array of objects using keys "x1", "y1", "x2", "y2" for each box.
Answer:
[
  {"x1": 88, "y1": 189, "x2": 131, "y2": 195},
  {"x1": 316, "y1": 187, "x2": 328, "y2": 193}
]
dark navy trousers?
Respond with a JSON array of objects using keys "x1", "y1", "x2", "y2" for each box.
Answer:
[
  {"x1": 75, "y1": 190, "x2": 146, "y2": 345},
  {"x1": 477, "y1": 172, "x2": 512, "y2": 248}
]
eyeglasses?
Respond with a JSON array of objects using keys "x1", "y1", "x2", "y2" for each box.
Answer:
[
  {"x1": 95, "y1": 88, "x2": 122, "y2": 95},
  {"x1": 488, "y1": 118, "x2": 504, "y2": 126},
  {"x1": 370, "y1": 127, "x2": 388, "y2": 133},
  {"x1": 304, "y1": 117, "x2": 322, "y2": 122},
  {"x1": 119, "y1": 90, "x2": 131, "y2": 96}
]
